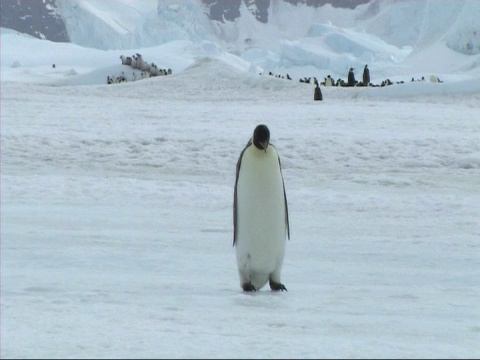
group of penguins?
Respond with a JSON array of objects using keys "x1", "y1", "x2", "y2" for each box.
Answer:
[
  {"x1": 324, "y1": 65, "x2": 442, "y2": 88},
  {"x1": 107, "y1": 53, "x2": 173, "y2": 84},
  {"x1": 264, "y1": 65, "x2": 443, "y2": 102},
  {"x1": 313, "y1": 65, "x2": 372, "y2": 101},
  {"x1": 314, "y1": 65, "x2": 443, "y2": 101},
  {"x1": 271, "y1": 64, "x2": 442, "y2": 88}
]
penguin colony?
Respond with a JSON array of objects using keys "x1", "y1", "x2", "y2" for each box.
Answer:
[
  {"x1": 233, "y1": 125, "x2": 290, "y2": 292},
  {"x1": 107, "y1": 53, "x2": 172, "y2": 84},
  {"x1": 263, "y1": 64, "x2": 443, "y2": 88}
]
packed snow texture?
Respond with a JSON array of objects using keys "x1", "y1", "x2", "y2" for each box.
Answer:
[{"x1": 1, "y1": 1, "x2": 480, "y2": 359}]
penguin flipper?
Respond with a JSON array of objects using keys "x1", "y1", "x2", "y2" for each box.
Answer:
[
  {"x1": 233, "y1": 139, "x2": 253, "y2": 247},
  {"x1": 274, "y1": 145, "x2": 290, "y2": 240}
]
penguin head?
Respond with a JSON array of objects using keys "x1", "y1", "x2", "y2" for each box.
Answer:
[{"x1": 252, "y1": 124, "x2": 270, "y2": 152}]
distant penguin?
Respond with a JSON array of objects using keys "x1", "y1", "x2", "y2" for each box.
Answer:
[
  {"x1": 314, "y1": 83, "x2": 323, "y2": 101},
  {"x1": 348, "y1": 67, "x2": 356, "y2": 87},
  {"x1": 325, "y1": 75, "x2": 333, "y2": 87},
  {"x1": 363, "y1": 64, "x2": 370, "y2": 86},
  {"x1": 233, "y1": 124, "x2": 290, "y2": 292},
  {"x1": 347, "y1": 68, "x2": 357, "y2": 86}
]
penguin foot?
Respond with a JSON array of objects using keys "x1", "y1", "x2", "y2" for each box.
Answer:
[
  {"x1": 242, "y1": 282, "x2": 256, "y2": 292},
  {"x1": 269, "y1": 279, "x2": 287, "y2": 292}
]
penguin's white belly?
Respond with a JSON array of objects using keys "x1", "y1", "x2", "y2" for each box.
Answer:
[{"x1": 235, "y1": 147, "x2": 287, "y2": 289}]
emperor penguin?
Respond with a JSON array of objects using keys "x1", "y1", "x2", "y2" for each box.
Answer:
[{"x1": 233, "y1": 124, "x2": 290, "y2": 292}]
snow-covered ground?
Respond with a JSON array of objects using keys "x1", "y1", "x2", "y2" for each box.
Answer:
[{"x1": 2, "y1": 1, "x2": 480, "y2": 357}]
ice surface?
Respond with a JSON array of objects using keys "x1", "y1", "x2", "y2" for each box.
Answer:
[{"x1": 1, "y1": 2, "x2": 480, "y2": 358}]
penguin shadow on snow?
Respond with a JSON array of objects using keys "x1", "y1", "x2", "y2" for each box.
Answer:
[{"x1": 233, "y1": 289, "x2": 291, "y2": 309}]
